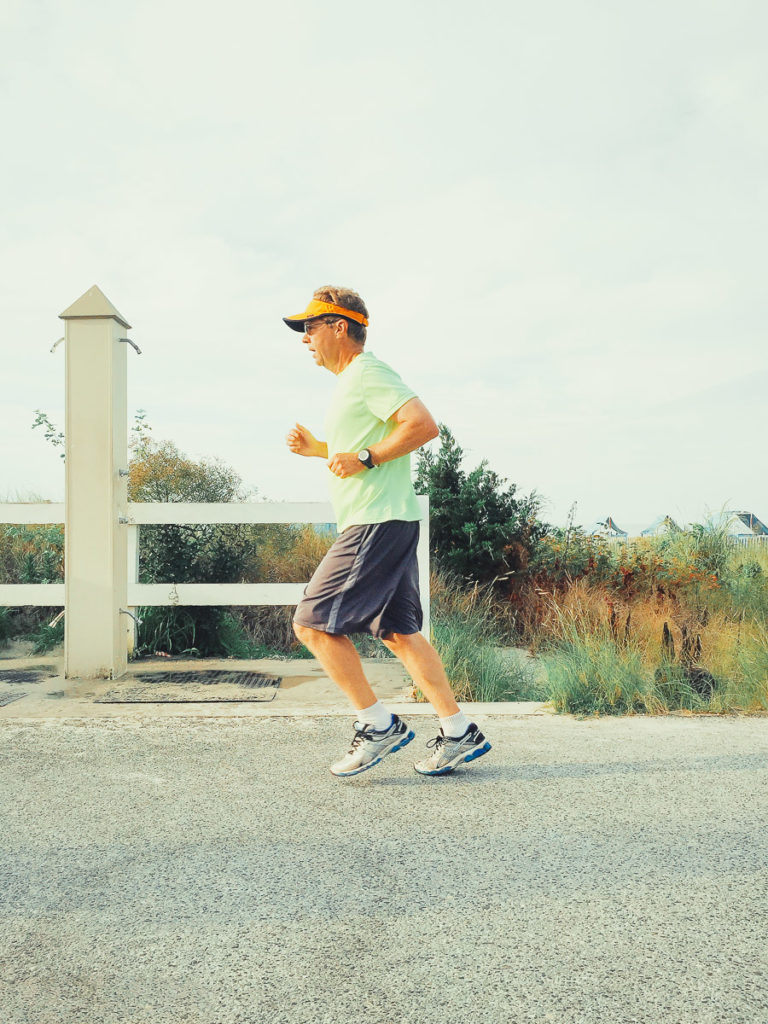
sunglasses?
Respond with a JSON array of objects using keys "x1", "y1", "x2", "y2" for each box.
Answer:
[{"x1": 304, "y1": 318, "x2": 341, "y2": 335}]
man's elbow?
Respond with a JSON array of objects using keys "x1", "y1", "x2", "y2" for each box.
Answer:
[{"x1": 420, "y1": 418, "x2": 439, "y2": 444}]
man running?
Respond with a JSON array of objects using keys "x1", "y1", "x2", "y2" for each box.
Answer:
[{"x1": 284, "y1": 285, "x2": 492, "y2": 777}]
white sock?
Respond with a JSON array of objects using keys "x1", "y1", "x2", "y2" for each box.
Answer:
[
  {"x1": 357, "y1": 700, "x2": 394, "y2": 732},
  {"x1": 439, "y1": 710, "x2": 471, "y2": 738}
]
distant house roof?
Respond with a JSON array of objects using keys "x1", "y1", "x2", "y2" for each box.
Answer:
[
  {"x1": 640, "y1": 515, "x2": 681, "y2": 536},
  {"x1": 589, "y1": 516, "x2": 627, "y2": 537},
  {"x1": 727, "y1": 511, "x2": 768, "y2": 536}
]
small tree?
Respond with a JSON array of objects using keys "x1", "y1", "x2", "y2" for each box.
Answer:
[{"x1": 414, "y1": 424, "x2": 549, "y2": 586}]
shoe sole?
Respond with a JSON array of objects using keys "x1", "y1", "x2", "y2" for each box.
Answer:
[
  {"x1": 413, "y1": 741, "x2": 492, "y2": 776},
  {"x1": 329, "y1": 729, "x2": 416, "y2": 777}
]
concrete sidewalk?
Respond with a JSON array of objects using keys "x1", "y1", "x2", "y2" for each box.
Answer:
[
  {"x1": 1, "y1": 671, "x2": 767, "y2": 1023},
  {"x1": 0, "y1": 644, "x2": 548, "y2": 722}
]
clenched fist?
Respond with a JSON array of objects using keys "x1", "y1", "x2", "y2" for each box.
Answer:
[
  {"x1": 327, "y1": 452, "x2": 366, "y2": 479},
  {"x1": 286, "y1": 423, "x2": 326, "y2": 459}
]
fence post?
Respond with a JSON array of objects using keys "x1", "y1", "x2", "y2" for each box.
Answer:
[
  {"x1": 126, "y1": 525, "x2": 139, "y2": 655},
  {"x1": 60, "y1": 285, "x2": 130, "y2": 679},
  {"x1": 417, "y1": 495, "x2": 431, "y2": 642}
]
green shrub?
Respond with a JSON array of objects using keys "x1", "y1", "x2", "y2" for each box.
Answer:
[{"x1": 415, "y1": 424, "x2": 548, "y2": 585}]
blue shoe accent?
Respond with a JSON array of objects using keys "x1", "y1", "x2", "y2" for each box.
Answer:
[
  {"x1": 391, "y1": 730, "x2": 415, "y2": 753},
  {"x1": 464, "y1": 742, "x2": 492, "y2": 763}
]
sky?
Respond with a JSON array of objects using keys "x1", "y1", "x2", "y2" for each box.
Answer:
[{"x1": 1, "y1": 0, "x2": 766, "y2": 535}]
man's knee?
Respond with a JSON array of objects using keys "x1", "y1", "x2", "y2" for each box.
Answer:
[
  {"x1": 293, "y1": 620, "x2": 314, "y2": 643},
  {"x1": 380, "y1": 630, "x2": 421, "y2": 651},
  {"x1": 294, "y1": 621, "x2": 345, "y2": 646}
]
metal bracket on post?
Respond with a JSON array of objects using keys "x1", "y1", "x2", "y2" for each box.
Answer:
[
  {"x1": 120, "y1": 609, "x2": 143, "y2": 626},
  {"x1": 119, "y1": 338, "x2": 142, "y2": 355}
]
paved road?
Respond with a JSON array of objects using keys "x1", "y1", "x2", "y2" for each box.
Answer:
[{"x1": 1, "y1": 712, "x2": 767, "y2": 1024}]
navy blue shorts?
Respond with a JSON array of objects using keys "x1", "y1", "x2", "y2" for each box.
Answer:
[{"x1": 292, "y1": 520, "x2": 423, "y2": 638}]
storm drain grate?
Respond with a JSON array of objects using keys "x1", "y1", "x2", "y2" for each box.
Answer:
[
  {"x1": 0, "y1": 667, "x2": 57, "y2": 685},
  {"x1": 0, "y1": 691, "x2": 28, "y2": 706},
  {"x1": 96, "y1": 670, "x2": 281, "y2": 703},
  {"x1": 131, "y1": 670, "x2": 280, "y2": 687}
]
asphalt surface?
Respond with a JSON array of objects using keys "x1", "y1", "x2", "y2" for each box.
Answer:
[{"x1": 2, "y1": 712, "x2": 768, "y2": 1024}]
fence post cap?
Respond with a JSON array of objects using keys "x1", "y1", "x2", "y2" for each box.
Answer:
[{"x1": 59, "y1": 285, "x2": 131, "y2": 330}]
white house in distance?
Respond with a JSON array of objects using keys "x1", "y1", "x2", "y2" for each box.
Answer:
[
  {"x1": 725, "y1": 511, "x2": 768, "y2": 541},
  {"x1": 588, "y1": 510, "x2": 767, "y2": 543},
  {"x1": 589, "y1": 517, "x2": 628, "y2": 538},
  {"x1": 641, "y1": 515, "x2": 682, "y2": 537}
]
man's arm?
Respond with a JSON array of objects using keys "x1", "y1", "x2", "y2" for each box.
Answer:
[
  {"x1": 326, "y1": 398, "x2": 438, "y2": 478},
  {"x1": 367, "y1": 397, "x2": 439, "y2": 465}
]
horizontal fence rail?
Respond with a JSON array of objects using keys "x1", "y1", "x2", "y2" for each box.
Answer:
[
  {"x1": 127, "y1": 583, "x2": 307, "y2": 606},
  {"x1": 0, "y1": 503, "x2": 65, "y2": 524},
  {"x1": 124, "y1": 502, "x2": 338, "y2": 525},
  {"x1": 0, "y1": 584, "x2": 66, "y2": 606}
]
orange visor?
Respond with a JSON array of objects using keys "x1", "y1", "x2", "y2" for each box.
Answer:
[{"x1": 282, "y1": 299, "x2": 369, "y2": 332}]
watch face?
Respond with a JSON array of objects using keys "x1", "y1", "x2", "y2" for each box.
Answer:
[{"x1": 359, "y1": 450, "x2": 369, "y2": 460}]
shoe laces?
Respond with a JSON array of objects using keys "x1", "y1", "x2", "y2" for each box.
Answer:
[
  {"x1": 425, "y1": 733, "x2": 446, "y2": 752},
  {"x1": 348, "y1": 722, "x2": 378, "y2": 752}
]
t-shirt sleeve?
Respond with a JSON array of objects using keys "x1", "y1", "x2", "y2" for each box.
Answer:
[{"x1": 360, "y1": 359, "x2": 418, "y2": 422}]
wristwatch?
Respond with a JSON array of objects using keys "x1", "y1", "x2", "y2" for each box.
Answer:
[{"x1": 358, "y1": 449, "x2": 376, "y2": 469}]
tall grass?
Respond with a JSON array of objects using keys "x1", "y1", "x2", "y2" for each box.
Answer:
[
  {"x1": 413, "y1": 571, "x2": 541, "y2": 703},
  {"x1": 528, "y1": 572, "x2": 768, "y2": 715}
]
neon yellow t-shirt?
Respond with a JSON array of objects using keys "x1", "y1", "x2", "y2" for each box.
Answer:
[{"x1": 324, "y1": 351, "x2": 423, "y2": 533}]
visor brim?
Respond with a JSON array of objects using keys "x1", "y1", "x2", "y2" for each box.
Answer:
[{"x1": 282, "y1": 316, "x2": 308, "y2": 333}]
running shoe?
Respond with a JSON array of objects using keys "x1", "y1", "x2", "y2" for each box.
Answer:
[
  {"x1": 329, "y1": 714, "x2": 415, "y2": 777},
  {"x1": 413, "y1": 723, "x2": 492, "y2": 776}
]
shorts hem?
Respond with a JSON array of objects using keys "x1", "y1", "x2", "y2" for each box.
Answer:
[
  {"x1": 292, "y1": 617, "x2": 348, "y2": 636},
  {"x1": 293, "y1": 617, "x2": 421, "y2": 639},
  {"x1": 372, "y1": 625, "x2": 422, "y2": 639}
]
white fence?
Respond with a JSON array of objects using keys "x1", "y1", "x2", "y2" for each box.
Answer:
[{"x1": 0, "y1": 496, "x2": 431, "y2": 640}]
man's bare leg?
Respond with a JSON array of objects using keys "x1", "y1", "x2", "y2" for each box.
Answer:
[
  {"x1": 379, "y1": 631, "x2": 459, "y2": 718},
  {"x1": 292, "y1": 623, "x2": 378, "y2": 710}
]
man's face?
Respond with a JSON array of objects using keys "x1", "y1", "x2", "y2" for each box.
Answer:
[{"x1": 302, "y1": 318, "x2": 340, "y2": 370}]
